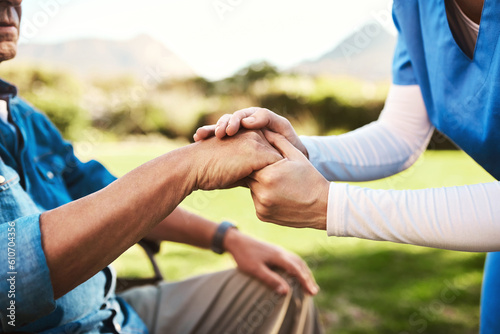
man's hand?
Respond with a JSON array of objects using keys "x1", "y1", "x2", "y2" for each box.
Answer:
[
  {"x1": 248, "y1": 130, "x2": 329, "y2": 229},
  {"x1": 192, "y1": 129, "x2": 282, "y2": 190},
  {"x1": 145, "y1": 208, "x2": 319, "y2": 295},
  {"x1": 41, "y1": 130, "x2": 280, "y2": 299},
  {"x1": 194, "y1": 107, "x2": 309, "y2": 158},
  {"x1": 224, "y1": 228, "x2": 319, "y2": 296}
]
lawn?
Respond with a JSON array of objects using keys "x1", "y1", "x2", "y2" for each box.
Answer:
[{"x1": 77, "y1": 140, "x2": 495, "y2": 334}]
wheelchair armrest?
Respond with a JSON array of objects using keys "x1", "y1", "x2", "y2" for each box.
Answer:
[
  {"x1": 137, "y1": 239, "x2": 164, "y2": 281},
  {"x1": 115, "y1": 239, "x2": 164, "y2": 293}
]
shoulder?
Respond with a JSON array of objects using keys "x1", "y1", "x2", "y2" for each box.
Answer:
[
  {"x1": 10, "y1": 96, "x2": 65, "y2": 145},
  {"x1": 11, "y1": 96, "x2": 55, "y2": 127},
  {"x1": 392, "y1": 0, "x2": 424, "y2": 30}
]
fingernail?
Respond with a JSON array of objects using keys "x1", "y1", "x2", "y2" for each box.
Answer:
[
  {"x1": 277, "y1": 285, "x2": 287, "y2": 295},
  {"x1": 215, "y1": 126, "x2": 220, "y2": 133},
  {"x1": 244, "y1": 116, "x2": 255, "y2": 123}
]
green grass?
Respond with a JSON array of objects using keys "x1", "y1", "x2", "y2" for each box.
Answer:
[{"x1": 77, "y1": 141, "x2": 495, "y2": 334}]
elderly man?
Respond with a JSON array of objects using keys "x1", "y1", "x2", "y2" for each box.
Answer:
[{"x1": 0, "y1": 0, "x2": 322, "y2": 333}]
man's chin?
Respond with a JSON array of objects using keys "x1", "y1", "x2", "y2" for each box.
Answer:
[{"x1": 0, "y1": 42, "x2": 17, "y2": 62}]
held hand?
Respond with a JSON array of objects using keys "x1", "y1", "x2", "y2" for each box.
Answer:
[
  {"x1": 248, "y1": 130, "x2": 329, "y2": 229},
  {"x1": 194, "y1": 107, "x2": 309, "y2": 158},
  {"x1": 224, "y1": 228, "x2": 319, "y2": 296},
  {"x1": 192, "y1": 129, "x2": 282, "y2": 190}
]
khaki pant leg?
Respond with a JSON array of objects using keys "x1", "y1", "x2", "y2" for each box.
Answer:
[{"x1": 119, "y1": 268, "x2": 322, "y2": 334}]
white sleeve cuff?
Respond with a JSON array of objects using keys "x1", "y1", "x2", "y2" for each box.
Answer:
[
  {"x1": 324, "y1": 181, "x2": 500, "y2": 252},
  {"x1": 299, "y1": 135, "x2": 327, "y2": 176},
  {"x1": 326, "y1": 182, "x2": 348, "y2": 237}
]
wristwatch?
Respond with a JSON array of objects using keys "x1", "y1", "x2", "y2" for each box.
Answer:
[{"x1": 211, "y1": 221, "x2": 238, "y2": 254}]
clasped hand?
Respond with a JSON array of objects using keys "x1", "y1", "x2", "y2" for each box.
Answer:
[
  {"x1": 195, "y1": 108, "x2": 329, "y2": 230},
  {"x1": 192, "y1": 109, "x2": 328, "y2": 296}
]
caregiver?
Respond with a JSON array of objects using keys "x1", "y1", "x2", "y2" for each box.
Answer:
[{"x1": 195, "y1": 0, "x2": 500, "y2": 332}]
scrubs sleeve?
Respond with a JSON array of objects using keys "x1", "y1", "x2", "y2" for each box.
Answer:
[
  {"x1": 392, "y1": 5, "x2": 419, "y2": 85},
  {"x1": 0, "y1": 214, "x2": 56, "y2": 330}
]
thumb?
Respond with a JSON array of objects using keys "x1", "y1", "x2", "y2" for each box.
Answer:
[
  {"x1": 262, "y1": 129, "x2": 307, "y2": 162},
  {"x1": 242, "y1": 108, "x2": 293, "y2": 137},
  {"x1": 240, "y1": 108, "x2": 271, "y2": 129}
]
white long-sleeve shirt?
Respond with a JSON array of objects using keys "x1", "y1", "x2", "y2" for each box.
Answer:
[{"x1": 301, "y1": 84, "x2": 500, "y2": 252}]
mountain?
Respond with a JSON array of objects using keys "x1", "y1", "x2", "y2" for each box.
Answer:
[
  {"x1": 10, "y1": 34, "x2": 196, "y2": 80},
  {"x1": 291, "y1": 22, "x2": 397, "y2": 82}
]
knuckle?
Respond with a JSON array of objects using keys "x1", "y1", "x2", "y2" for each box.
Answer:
[
  {"x1": 296, "y1": 257, "x2": 306, "y2": 267},
  {"x1": 254, "y1": 201, "x2": 265, "y2": 214},
  {"x1": 258, "y1": 108, "x2": 271, "y2": 118},
  {"x1": 244, "y1": 131, "x2": 262, "y2": 142},
  {"x1": 258, "y1": 173, "x2": 275, "y2": 187},
  {"x1": 255, "y1": 206, "x2": 271, "y2": 221},
  {"x1": 218, "y1": 114, "x2": 231, "y2": 123},
  {"x1": 234, "y1": 109, "x2": 247, "y2": 118},
  {"x1": 276, "y1": 253, "x2": 289, "y2": 264},
  {"x1": 281, "y1": 117, "x2": 292, "y2": 128},
  {"x1": 246, "y1": 263, "x2": 260, "y2": 273},
  {"x1": 259, "y1": 195, "x2": 274, "y2": 210}
]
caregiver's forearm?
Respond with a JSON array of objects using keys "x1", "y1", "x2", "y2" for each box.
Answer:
[
  {"x1": 328, "y1": 181, "x2": 500, "y2": 252},
  {"x1": 301, "y1": 85, "x2": 434, "y2": 182}
]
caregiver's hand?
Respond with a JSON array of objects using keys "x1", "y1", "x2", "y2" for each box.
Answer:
[
  {"x1": 248, "y1": 130, "x2": 329, "y2": 230},
  {"x1": 194, "y1": 107, "x2": 309, "y2": 158}
]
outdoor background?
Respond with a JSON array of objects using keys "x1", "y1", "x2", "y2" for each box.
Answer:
[{"x1": 3, "y1": 0, "x2": 496, "y2": 332}]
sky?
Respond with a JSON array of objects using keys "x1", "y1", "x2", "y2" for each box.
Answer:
[{"x1": 19, "y1": 0, "x2": 395, "y2": 80}]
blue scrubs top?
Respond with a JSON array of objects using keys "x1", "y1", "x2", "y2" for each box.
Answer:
[{"x1": 392, "y1": 1, "x2": 500, "y2": 332}]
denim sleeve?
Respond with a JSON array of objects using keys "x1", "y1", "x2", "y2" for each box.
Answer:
[
  {"x1": 0, "y1": 214, "x2": 56, "y2": 331},
  {"x1": 60, "y1": 143, "x2": 118, "y2": 200},
  {"x1": 35, "y1": 112, "x2": 117, "y2": 200}
]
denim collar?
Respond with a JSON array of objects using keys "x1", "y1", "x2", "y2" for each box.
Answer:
[{"x1": 0, "y1": 78, "x2": 17, "y2": 98}]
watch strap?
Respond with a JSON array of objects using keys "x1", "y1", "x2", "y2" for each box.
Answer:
[{"x1": 211, "y1": 221, "x2": 237, "y2": 254}]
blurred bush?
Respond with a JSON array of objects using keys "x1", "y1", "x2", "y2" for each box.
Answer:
[
  {"x1": 0, "y1": 61, "x2": 456, "y2": 149},
  {"x1": 0, "y1": 65, "x2": 89, "y2": 140}
]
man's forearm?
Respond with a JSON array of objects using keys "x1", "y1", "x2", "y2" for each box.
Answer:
[
  {"x1": 145, "y1": 207, "x2": 219, "y2": 250},
  {"x1": 40, "y1": 130, "x2": 282, "y2": 299},
  {"x1": 40, "y1": 145, "x2": 197, "y2": 299}
]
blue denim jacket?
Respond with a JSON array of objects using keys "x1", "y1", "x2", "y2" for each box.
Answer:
[{"x1": 0, "y1": 80, "x2": 149, "y2": 333}]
